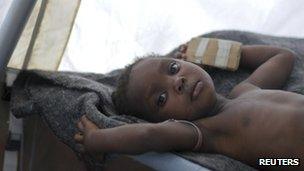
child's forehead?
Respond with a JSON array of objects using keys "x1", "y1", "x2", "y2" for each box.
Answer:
[
  {"x1": 131, "y1": 58, "x2": 160, "y2": 80},
  {"x1": 140, "y1": 57, "x2": 169, "y2": 65},
  {"x1": 128, "y1": 58, "x2": 169, "y2": 93},
  {"x1": 134, "y1": 57, "x2": 172, "y2": 71}
]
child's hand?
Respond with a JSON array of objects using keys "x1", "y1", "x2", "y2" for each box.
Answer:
[
  {"x1": 174, "y1": 44, "x2": 210, "y2": 70},
  {"x1": 74, "y1": 115, "x2": 104, "y2": 160},
  {"x1": 174, "y1": 44, "x2": 188, "y2": 60}
]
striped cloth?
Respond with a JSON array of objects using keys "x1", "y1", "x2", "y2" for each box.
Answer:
[{"x1": 185, "y1": 37, "x2": 242, "y2": 71}]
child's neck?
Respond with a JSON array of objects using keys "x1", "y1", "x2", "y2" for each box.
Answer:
[
  {"x1": 208, "y1": 93, "x2": 229, "y2": 116},
  {"x1": 195, "y1": 94, "x2": 230, "y2": 153}
]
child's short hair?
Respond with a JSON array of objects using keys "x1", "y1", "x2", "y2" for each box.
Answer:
[
  {"x1": 111, "y1": 58, "x2": 143, "y2": 117},
  {"x1": 111, "y1": 54, "x2": 161, "y2": 118}
]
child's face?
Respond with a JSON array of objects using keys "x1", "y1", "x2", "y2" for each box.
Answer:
[{"x1": 127, "y1": 58, "x2": 217, "y2": 122}]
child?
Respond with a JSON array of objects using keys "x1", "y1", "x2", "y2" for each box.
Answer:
[{"x1": 74, "y1": 43, "x2": 304, "y2": 170}]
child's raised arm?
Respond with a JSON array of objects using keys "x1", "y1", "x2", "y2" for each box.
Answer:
[
  {"x1": 174, "y1": 44, "x2": 295, "y2": 96},
  {"x1": 230, "y1": 45, "x2": 295, "y2": 97},
  {"x1": 74, "y1": 116, "x2": 199, "y2": 155}
]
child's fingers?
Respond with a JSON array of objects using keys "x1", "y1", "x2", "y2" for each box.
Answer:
[
  {"x1": 179, "y1": 44, "x2": 187, "y2": 53},
  {"x1": 74, "y1": 133, "x2": 84, "y2": 143},
  {"x1": 181, "y1": 54, "x2": 187, "y2": 60},
  {"x1": 81, "y1": 115, "x2": 88, "y2": 122},
  {"x1": 174, "y1": 44, "x2": 188, "y2": 60},
  {"x1": 81, "y1": 115, "x2": 99, "y2": 129},
  {"x1": 174, "y1": 52, "x2": 183, "y2": 59},
  {"x1": 174, "y1": 52, "x2": 187, "y2": 61},
  {"x1": 77, "y1": 121, "x2": 84, "y2": 131},
  {"x1": 80, "y1": 115, "x2": 90, "y2": 127}
]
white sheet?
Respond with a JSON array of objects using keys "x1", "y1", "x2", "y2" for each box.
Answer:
[
  {"x1": 0, "y1": 0, "x2": 13, "y2": 27},
  {"x1": 59, "y1": 0, "x2": 304, "y2": 73}
]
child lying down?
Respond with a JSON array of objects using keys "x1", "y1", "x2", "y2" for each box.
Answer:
[{"x1": 74, "y1": 42, "x2": 304, "y2": 170}]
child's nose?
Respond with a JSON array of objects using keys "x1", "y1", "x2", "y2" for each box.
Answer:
[{"x1": 173, "y1": 76, "x2": 185, "y2": 94}]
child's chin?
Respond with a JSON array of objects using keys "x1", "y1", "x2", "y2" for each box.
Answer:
[{"x1": 197, "y1": 91, "x2": 217, "y2": 115}]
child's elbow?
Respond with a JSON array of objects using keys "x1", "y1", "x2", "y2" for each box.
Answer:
[
  {"x1": 280, "y1": 48, "x2": 296, "y2": 67},
  {"x1": 282, "y1": 48, "x2": 295, "y2": 62}
]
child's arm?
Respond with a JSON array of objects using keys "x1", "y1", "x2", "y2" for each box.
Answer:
[
  {"x1": 175, "y1": 44, "x2": 295, "y2": 90},
  {"x1": 230, "y1": 45, "x2": 295, "y2": 97},
  {"x1": 240, "y1": 45, "x2": 295, "y2": 88},
  {"x1": 74, "y1": 116, "x2": 198, "y2": 154}
]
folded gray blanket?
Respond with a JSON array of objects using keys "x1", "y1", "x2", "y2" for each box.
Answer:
[{"x1": 10, "y1": 30, "x2": 304, "y2": 171}]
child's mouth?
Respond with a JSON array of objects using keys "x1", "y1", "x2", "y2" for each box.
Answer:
[{"x1": 191, "y1": 81, "x2": 203, "y2": 101}]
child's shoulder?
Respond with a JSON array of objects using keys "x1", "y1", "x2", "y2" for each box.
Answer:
[{"x1": 229, "y1": 82, "x2": 261, "y2": 99}]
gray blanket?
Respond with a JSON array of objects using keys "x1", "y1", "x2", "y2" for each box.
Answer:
[{"x1": 10, "y1": 31, "x2": 304, "y2": 171}]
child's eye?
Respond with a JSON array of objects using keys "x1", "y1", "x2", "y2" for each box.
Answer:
[
  {"x1": 168, "y1": 61, "x2": 180, "y2": 75},
  {"x1": 157, "y1": 92, "x2": 167, "y2": 107}
]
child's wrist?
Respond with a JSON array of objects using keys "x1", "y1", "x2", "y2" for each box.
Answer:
[
  {"x1": 163, "y1": 119, "x2": 203, "y2": 151},
  {"x1": 84, "y1": 130, "x2": 103, "y2": 152}
]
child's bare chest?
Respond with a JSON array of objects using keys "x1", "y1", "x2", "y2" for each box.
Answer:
[
  {"x1": 204, "y1": 90, "x2": 304, "y2": 165},
  {"x1": 213, "y1": 89, "x2": 304, "y2": 133},
  {"x1": 227, "y1": 89, "x2": 304, "y2": 116}
]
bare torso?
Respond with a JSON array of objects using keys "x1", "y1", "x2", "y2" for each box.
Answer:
[{"x1": 198, "y1": 89, "x2": 304, "y2": 168}]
